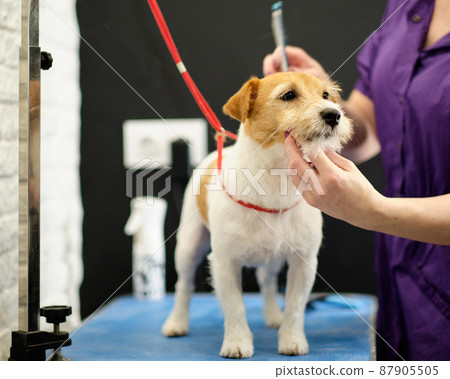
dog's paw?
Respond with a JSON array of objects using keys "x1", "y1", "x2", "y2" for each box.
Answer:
[
  {"x1": 161, "y1": 314, "x2": 188, "y2": 337},
  {"x1": 264, "y1": 307, "x2": 283, "y2": 329},
  {"x1": 220, "y1": 333, "x2": 254, "y2": 359},
  {"x1": 278, "y1": 332, "x2": 309, "y2": 356}
]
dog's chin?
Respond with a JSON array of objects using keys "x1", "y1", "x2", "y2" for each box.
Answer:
[{"x1": 295, "y1": 134, "x2": 345, "y2": 159}]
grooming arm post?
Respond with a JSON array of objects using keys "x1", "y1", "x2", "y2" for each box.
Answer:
[
  {"x1": 18, "y1": 0, "x2": 41, "y2": 334},
  {"x1": 11, "y1": 0, "x2": 71, "y2": 361}
]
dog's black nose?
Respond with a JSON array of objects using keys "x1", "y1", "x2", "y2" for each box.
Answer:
[{"x1": 321, "y1": 109, "x2": 341, "y2": 128}]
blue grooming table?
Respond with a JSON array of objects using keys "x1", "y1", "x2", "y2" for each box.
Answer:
[{"x1": 64, "y1": 293, "x2": 376, "y2": 361}]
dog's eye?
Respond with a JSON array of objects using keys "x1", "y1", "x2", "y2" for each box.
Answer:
[
  {"x1": 323, "y1": 92, "x2": 329, "y2": 100},
  {"x1": 280, "y1": 91, "x2": 297, "y2": 101}
]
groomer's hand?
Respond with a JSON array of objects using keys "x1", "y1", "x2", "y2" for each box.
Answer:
[
  {"x1": 285, "y1": 134, "x2": 384, "y2": 230},
  {"x1": 263, "y1": 45, "x2": 328, "y2": 79}
]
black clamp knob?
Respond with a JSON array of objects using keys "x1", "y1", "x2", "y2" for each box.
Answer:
[
  {"x1": 40, "y1": 305, "x2": 72, "y2": 327},
  {"x1": 40, "y1": 51, "x2": 53, "y2": 70}
]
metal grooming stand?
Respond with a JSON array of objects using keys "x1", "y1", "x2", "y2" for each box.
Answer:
[{"x1": 9, "y1": 0, "x2": 72, "y2": 361}]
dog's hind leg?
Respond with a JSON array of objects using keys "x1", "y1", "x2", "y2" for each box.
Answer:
[
  {"x1": 256, "y1": 259, "x2": 284, "y2": 329},
  {"x1": 161, "y1": 195, "x2": 209, "y2": 337}
]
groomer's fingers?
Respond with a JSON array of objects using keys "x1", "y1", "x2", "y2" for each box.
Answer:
[
  {"x1": 263, "y1": 46, "x2": 285, "y2": 76},
  {"x1": 263, "y1": 46, "x2": 329, "y2": 79},
  {"x1": 263, "y1": 54, "x2": 277, "y2": 76},
  {"x1": 285, "y1": 135, "x2": 311, "y2": 182},
  {"x1": 284, "y1": 46, "x2": 329, "y2": 80},
  {"x1": 307, "y1": 150, "x2": 337, "y2": 174},
  {"x1": 264, "y1": 46, "x2": 315, "y2": 75},
  {"x1": 325, "y1": 150, "x2": 356, "y2": 172}
]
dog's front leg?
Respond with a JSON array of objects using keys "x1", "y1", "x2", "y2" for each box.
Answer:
[
  {"x1": 209, "y1": 252, "x2": 253, "y2": 359},
  {"x1": 278, "y1": 252, "x2": 317, "y2": 356}
]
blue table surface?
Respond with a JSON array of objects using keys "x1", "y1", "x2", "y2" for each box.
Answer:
[{"x1": 64, "y1": 293, "x2": 376, "y2": 361}]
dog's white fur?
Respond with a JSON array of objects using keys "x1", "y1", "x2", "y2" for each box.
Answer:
[{"x1": 161, "y1": 72, "x2": 352, "y2": 358}]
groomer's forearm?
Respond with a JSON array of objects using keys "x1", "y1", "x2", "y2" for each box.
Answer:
[
  {"x1": 340, "y1": 92, "x2": 380, "y2": 164},
  {"x1": 370, "y1": 194, "x2": 450, "y2": 245},
  {"x1": 341, "y1": 100, "x2": 367, "y2": 147}
]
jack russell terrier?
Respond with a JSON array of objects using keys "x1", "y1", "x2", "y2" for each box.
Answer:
[{"x1": 161, "y1": 72, "x2": 353, "y2": 358}]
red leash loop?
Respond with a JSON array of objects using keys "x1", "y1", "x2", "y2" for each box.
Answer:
[{"x1": 147, "y1": 0, "x2": 299, "y2": 214}]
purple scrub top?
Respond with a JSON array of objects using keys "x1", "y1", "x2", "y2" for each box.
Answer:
[{"x1": 355, "y1": 0, "x2": 450, "y2": 360}]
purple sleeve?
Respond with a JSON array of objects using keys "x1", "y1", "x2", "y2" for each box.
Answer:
[{"x1": 354, "y1": 32, "x2": 381, "y2": 100}]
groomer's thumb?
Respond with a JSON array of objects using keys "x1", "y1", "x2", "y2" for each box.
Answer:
[{"x1": 326, "y1": 150, "x2": 355, "y2": 171}]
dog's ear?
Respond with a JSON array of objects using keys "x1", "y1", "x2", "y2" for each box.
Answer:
[{"x1": 223, "y1": 77, "x2": 260, "y2": 122}]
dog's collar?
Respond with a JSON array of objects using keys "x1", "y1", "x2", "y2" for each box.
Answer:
[
  {"x1": 220, "y1": 179, "x2": 300, "y2": 213},
  {"x1": 216, "y1": 134, "x2": 300, "y2": 214}
]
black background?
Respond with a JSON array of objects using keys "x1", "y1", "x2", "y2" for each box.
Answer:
[{"x1": 77, "y1": 0, "x2": 386, "y2": 319}]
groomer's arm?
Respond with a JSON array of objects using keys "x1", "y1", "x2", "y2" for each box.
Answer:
[
  {"x1": 374, "y1": 194, "x2": 450, "y2": 245},
  {"x1": 285, "y1": 136, "x2": 450, "y2": 245},
  {"x1": 340, "y1": 89, "x2": 380, "y2": 164}
]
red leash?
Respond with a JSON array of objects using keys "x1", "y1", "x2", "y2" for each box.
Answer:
[
  {"x1": 147, "y1": 0, "x2": 299, "y2": 214},
  {"x1": 147, "y1": 0, "x2": 236, "y2": 141}
]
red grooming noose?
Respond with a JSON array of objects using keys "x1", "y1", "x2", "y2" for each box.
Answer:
[{"x1": 147, "y1": 0, "x2": 299, "y2": 214}]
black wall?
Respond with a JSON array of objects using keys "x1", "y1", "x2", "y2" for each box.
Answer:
[{"x1": 77, "y1": 0, "x2": 386, "y2": 319}]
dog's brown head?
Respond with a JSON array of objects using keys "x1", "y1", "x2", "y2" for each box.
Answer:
[{"x1": 223, "y1": 72, "x2": 353, "y2": 156}]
